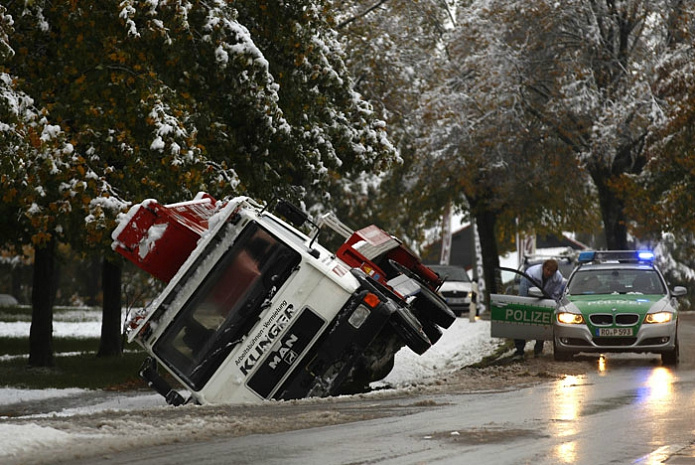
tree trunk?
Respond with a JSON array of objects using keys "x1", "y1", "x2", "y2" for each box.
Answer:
[
  {"x1": 28, "y1": 238, "x2": 57, "y2": 367},
  {"x1": 591, "y1": 167, "x2": 629, "y2": 250},
  {"x1": 98, "y1": 257, "x2": 123, "y2": 357},
  {"x1": 474, "y1": 209, "x2": 502, "y2": 307}
]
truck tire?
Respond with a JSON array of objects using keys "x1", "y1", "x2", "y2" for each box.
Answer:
[
  {"x1": 390, "y1": 306, "x2": 431, "y2": 355},
  {"x1": 412, "y1": 285, "x2": 457, "y2": 329},
  {"x1": 337, "y1": 338, "x2": 398, "y2": 395},
  {"x1": 419, "y1": 317, "x2": 443, "y2": 345}
]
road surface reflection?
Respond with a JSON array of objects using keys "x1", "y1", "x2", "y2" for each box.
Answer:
[
  {"x1": 550, "y1": 374, "x2": 583, "y2": 463},
  {"x1": 548, "y1": 354, "x2": 683, "y2": 464}
]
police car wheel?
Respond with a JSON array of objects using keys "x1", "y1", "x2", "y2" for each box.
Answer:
[
  {"x1": 553, "y1": 340, "x2": 574, "y2": 361},
  {"x1": 662, "y1": 338, "x2": 679, "y2": 366}
]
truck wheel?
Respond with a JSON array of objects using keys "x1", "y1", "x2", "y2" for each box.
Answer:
[
  {"x1": 412, "y1": 285, "x2": 457, "y2": 329},
  {"x1": 420, "y1": 318, "x2": 443, "y2": 345},
  {"x1": 390, "y1": 306, "x2": 431, "y2": 355},
  {"x1": 338, "y1": 341, "x2": 397, "y2": 395}
]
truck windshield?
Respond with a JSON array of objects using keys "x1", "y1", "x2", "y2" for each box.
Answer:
[{"x1": 154, "y1": 222, "x2": 301, "y2": 390}]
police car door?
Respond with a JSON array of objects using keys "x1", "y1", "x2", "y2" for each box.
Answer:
[{"x1": 490, "y1": 267, "x2": 556, "y2": 340}]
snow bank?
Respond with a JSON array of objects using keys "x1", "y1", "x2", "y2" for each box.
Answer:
[
  {"x1": 0, "y1": 424, "x2": 73, "y2": 457},
  {"x1": 0, "y1": 317, "x2": 500, "y2": 462},
  {"x1": 379, "y1": 318, "x2": 498, "y2": 387}
]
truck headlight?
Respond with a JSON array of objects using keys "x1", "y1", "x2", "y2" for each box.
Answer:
[
  {"x1": 644, "y1": 312, "x2": 673, "y2": 324},
  {"x1": 348, "y1": 305, "x2": 371, "y2": 329},
  {"x1": 557, "y1": 312, "x2": 584, "y2": 324}
]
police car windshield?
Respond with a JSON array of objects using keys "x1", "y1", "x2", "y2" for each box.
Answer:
[
  {"x1": 154, "y1": 222, "x2": 301, "y2": 390},
  {"x1": 567, "y1": 269, "x2": 665, "y2": 296}
]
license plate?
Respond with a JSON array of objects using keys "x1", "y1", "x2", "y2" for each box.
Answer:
[
  {"x1": 447, "y1": 298, "x2": 468, "y2": 304},
  {"x1": 597, "y1": 327, "x2": 633, "y2": 337}
]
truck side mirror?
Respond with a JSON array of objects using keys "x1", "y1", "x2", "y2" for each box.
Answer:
[{"x1": 275, "y1": 200, "x2": 308, "y2": 227}]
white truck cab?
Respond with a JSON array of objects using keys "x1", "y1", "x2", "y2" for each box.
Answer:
[{"x1": 114, "y1": 194, "x2": 456, "y2": 405}]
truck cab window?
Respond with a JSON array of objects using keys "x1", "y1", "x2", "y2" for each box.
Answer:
[{"x1": 154, "y1": 223, "x2": 300, "y2": 389}]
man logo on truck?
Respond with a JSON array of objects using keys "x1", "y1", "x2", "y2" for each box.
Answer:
[{"x1": 268, "y1": 335, "x2": 299, "y2": 370}]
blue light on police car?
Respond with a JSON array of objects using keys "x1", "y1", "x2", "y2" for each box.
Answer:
[{"x1": 579, "y1": 250, "x2": 655, "y2": 264}]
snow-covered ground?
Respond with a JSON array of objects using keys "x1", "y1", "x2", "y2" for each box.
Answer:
[{"x1": 0, "y1": 315, "x2": 501, "y2": 462}]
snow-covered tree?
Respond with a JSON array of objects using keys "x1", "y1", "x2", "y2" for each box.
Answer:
[
  {"x1": 508, "y1": 0, "x2": 694, "y2": 251},
  {"x1": 1, "y1": 1, "x2": 397, "y2": 364},
  {"x1": 619, "y1": 1, "x2": 695, "y2": 290},
  {"x1": 332, "y1": 0, "x2": 454, "y2": 245},
  {"x1": 620, "y1": 2, "x2": 695, "y2": 236},
  {"x1": 403, "y1": 0, "x2": 692, "y2": 294},
  {"x1": 237, "y1": 0, "x2": 397, "y2": 187},
  {"x1": 433, "y1": 9, "x2": 595, "y2": 292},
  {"x1": 0, "y1": 5, "x2": 110, "y2": 365}
]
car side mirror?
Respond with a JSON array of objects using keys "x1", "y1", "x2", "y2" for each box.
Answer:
[
  {"x1": 671, "y1": 286, "x2": 687, "y2": 297},
  {"x1": 528, "y1": 287, "x2": 544, "y2": 298}
]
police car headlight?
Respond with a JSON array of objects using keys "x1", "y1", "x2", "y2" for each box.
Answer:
[
  {"x1": 557, "y1": 312, "x2": 584, "y2": 324},
  {"x1": 644, "y1": 312, "x2": 673, "y2": 324}
]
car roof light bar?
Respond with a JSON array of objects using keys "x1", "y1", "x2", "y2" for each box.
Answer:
[{"x1": 577, "y1": 250, "x2": 654, "y2": 264}]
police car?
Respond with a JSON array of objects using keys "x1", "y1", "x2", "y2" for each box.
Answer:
[{"x1": 491, "y1": 251, "x2": 686, "y2": 365}]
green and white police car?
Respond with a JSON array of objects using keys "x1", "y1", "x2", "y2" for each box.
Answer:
[{"x1": 491, "y1": 250, "x2": 687, "y2": 365}]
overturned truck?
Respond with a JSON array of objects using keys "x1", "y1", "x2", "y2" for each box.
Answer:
[{"x1": 113, "y1": 193, "x2": 456, "y2": 405}]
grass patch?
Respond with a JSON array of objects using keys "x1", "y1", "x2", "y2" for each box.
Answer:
[
  {"x1": 467, "y1": 339, "x2": 515, "y2": 368},
  {"x1": 1, "y1": 336, "x2": 149, "y2": 390}
]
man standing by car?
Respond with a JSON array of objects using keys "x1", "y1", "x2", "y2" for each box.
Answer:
[{"x1": 513, "y1": 259, "x2": 565, "y2": 360}]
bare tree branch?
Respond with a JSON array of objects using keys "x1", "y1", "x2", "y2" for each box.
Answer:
[{"x1": 336, "y1": 0, "x2": 390, "y2": 29}]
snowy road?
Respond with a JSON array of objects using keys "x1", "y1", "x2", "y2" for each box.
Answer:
[
  {"x1": 4, "y1": 314, "x2": 695, "y2": 465},
  {"x1": 0, "y1": 316, "x2": 499, "y2": 464},
  {"x1": 59, "y1": 351, "x2": 695, "y2": 465}
]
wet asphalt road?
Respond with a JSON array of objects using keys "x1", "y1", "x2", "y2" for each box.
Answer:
[{"x1": 64, "y1": 313, "x2": 695, "y2": 465}]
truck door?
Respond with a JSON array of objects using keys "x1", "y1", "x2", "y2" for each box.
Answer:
[{"x1": 489, "y1": 293, "x2": 555, "y2": 340}]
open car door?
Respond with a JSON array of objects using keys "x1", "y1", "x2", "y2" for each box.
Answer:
[{"x1": 490, "y1": 267, "x2": 557, "y2": 341}]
